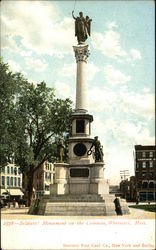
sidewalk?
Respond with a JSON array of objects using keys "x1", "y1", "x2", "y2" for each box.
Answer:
[
  {"x1": 1, "y1": 207, "x2": 155, "y2": 219},
  {"x1": 1, "y1": 207, "x2": 155, "y2": 250}
]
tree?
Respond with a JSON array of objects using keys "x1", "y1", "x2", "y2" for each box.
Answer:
[
  {"x1": 0, "y1": 57, "x2": 25, "y2": 165},
  {"x1": 15, "y1": 81, "x2": 72, "y2": 205},
  {"x1": 0, "y1": 58, "x2": 73, "y2": 205}
]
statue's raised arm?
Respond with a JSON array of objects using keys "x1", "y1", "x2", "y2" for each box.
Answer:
[
  {"x1": 72, "y1": 11, "x2": 92, "y2": 44},
  {"x1": 72, "y1": 11, "x2": 76, "y2": 20}
]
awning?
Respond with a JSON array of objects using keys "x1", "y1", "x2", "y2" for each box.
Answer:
[
  {"x1": 7, "y1": 189, "x2": 24, "y2": 196},
  {"x1": 1, "y1": 189, "x2": 8, "y2": 195}
]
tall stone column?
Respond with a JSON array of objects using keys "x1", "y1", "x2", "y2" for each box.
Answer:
[{"x1": 73, "y1": 45, "x2": 90, "y2": 113}]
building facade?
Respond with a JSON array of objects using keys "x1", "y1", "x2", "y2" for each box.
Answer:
[
  {"x1": 134, "y1": 145, "x2": 155, "y2": 201},
  {"x1": 119, "y1": 176, "x2": 137, "y2": 202},
  {"x1": 23, "y1": 161, "x2": 54, "y2": 199},
  {"x1": 0, "y1": 163, "x2": 23, "y2": 199}
]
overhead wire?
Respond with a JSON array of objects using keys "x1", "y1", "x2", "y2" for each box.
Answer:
[{"x1": 73, "y1": 0, "x2": 77, "y2": 12}]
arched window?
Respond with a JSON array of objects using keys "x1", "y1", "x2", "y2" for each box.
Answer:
[
  {"x1": 149, "y1": 182, "x2": 154, "y2": 189},
  {"x1": 142, "y1": 182, "x2": 148, "y2": 189}
]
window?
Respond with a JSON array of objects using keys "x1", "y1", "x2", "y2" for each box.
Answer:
[
  {"x1": 142, "y1": 173, "x2": 146, "y2": 178},
  {"x1": 14, "y1": 177, "x2": 17, "y2": 187},
  {"x1": 149, "y1": 161, "x2": 153, "y2": 168},
  {"x1": 18, "y1": 178, "x2": 20, "y2": 187},
  {"x1": 139, "y1": 192, "x2": 146, "y2": 201},
  {"x1": 18, "y1": 168, "x2": 21, "y2": 175},
  {"x1": 148, "y1": 192, "x2": 154, "y2": 201},
  {"x1": 11, "y1": 177, "x2": 13, "y2": 187},
  {"x1": 136, "y1": 172, "x2": 139, "y2": 179},
  {"x1": 1, "y1": 176, "x2": 5, "y2": 186},
  {"x1": 14, "y1": 167, "x2": 17, "y2": 175},
  {"x1": 149, "y1": 172, "x2": 153, "y2": 179},
  {"x1": 142, "y1": 152, "x2": 146, "y2": 158},
  {"x1": 7, "y1": 166, "x2": 10, "y2": 174},
  {"x1": 45, "y1": 185, "x2": 49, "y2": 191},
  {"x1": 149, "y1": 182, "x2": 154, "y2": 189},
  {"x1": 136, "y1": 162, "x2": 139, "y2": 169},
  {"x1": 76, "y1": 120, "x2": 85, "y2": 133},
  {"x1": 142, "y1": 161, "x2": 146, "y2": 168},
  {"x1": 137, "y1": 182, "x2": 140, "y2": 188},
  {"x1": 2, "y1": 166, "x2": 5, "y2": 173},
  {"x1": 142, "y1": 182, "x2": 148, "y2": 189},
  {"x1": 149, "y1": 151, "x2": 153, "y2": 158},
  {"x1": 11, "y1": 167, "x2": 13, "y2": 174},
  {"x1": 7, "y1": 176, "x2": 10, "y2": 186}
]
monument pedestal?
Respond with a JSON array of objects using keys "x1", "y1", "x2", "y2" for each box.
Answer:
[
  {"x1": 28, "y1": 160, "x2": 130, "y2": 216},
  {"x1": 50, "y1": 163, "x2": 69, "y2": 195}
]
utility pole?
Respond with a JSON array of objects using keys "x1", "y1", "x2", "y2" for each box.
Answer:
[
  {"x1": 120, "y1": 170, "x2": 130, "y2": 200},
  {"x1": 120, "y1": 170, "x2": 130, "y2": 180}
]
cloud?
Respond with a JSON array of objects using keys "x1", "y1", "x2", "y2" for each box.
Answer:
[
  {"x1": 53, "y1": 81, "x2": 75, "y2": 102},
  {"x1": 88, "y1": 86, "x2": 117, "y2": 113},
  {"x1": 115, "y1": 121, "x2": 154, "y2": 146},
  {"x1": 120, "y1": 90, "x2": 154, "y2": 119},
  {"x1": 1, "y1": 34, "x2": 20, "y2": 52},
  {"x1": 91, "y1": 30, "x2": 127, "y2": 59},
  {"x1": 25, "y1": 58, "x2": 47, "y2": 72},
  {"x1": 107, "y1": 21, "x2": 118, "y2": 30},
  {"x1": 87, "y1": 62, "x2": 100, "y2": 81},
  {"x1": 129, "y1": 49, "x2": 142, "y2": 61},
  {"x1": 58, "y1": 63, "x2": 75, "y2": 78},
  {"x1": 8, "y1": 59, "x2": 21, "y2": 72},
  {"x1": 20, "y1": 50, "x2": 32, "y2": 57},
  {"x1": 1, "y1": 1, "x2": 75, "y2": 57},
  {"x1": 104, "y1": 65, "x2": 131, "y2": 85},
  {"x1": 91, "y1": 24, "x2": 141, "y2": 64}
]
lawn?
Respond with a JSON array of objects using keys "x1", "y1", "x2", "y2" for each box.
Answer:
[{"x1": 129, "y1": 204, "x2": 156, "y2": 213}]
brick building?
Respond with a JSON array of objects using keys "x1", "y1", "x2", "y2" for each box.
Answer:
[
  {"x1": 120, "y1": 176, "x2": 137, "y2": 202},
  {"x1": 134, "y1": 145, "x2": 155, "y2": 201}
]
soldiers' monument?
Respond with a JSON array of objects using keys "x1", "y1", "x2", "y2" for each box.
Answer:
[{"x1": 29, "y1": 12, "x2": 130, "y2": 216}]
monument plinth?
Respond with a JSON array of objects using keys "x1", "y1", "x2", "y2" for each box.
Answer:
[{"x1": 28, "y1": 11, "x2": 130, "y2": 216}]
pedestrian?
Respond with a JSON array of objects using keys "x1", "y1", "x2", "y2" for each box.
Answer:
[
  {"x1": 13, "y1": 198, "x2": 16, "y2": 208},
  {"x1": 114, "y1": 197, "x2": 123, "y2": 215}
]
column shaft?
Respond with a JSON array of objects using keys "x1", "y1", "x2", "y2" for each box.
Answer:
[{"x1": 73, "y1": 45, "x2": 90, "y2": 113}]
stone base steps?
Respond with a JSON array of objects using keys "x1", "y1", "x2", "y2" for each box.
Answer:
[
  {"x1": 41, "y1": 194, "x2": 107, "y2": 202},
  {"x1": 39, "y1": 202, "x2": 116, "y2": 216},
  {"x1": 29, "y1": 194, "x2": 130, "y2": 216}
]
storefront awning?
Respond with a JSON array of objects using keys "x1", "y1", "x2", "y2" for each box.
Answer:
[
  {"x1": 1, "y1": 189, "x2": 8, "y2": 195},
  {"x1": 7, "y1": 189, "x2": 24, "y2": 196}
]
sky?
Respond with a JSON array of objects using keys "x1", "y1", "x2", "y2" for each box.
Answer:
[{"x1": 1, "y1": 0, "x2": 155, "y2": 184}]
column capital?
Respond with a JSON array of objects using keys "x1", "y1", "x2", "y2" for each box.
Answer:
[{"x1": 73, "y1": 44, "x2": 90, "y2": 63}]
